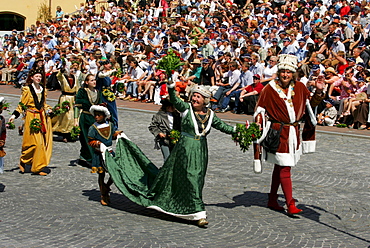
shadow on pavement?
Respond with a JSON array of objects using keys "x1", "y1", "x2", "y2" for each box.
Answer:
[
  {"x1": 81, "y1": 188, "x2": 197, "y2": 226},
  {"x1": 208, "y1": 191, "x2": 370, "y2": 244}
]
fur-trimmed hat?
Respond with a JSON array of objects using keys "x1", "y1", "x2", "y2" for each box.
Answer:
[
  {"x1": 89, "y1": 105, "x2": 111, "y2": 119},
  {"x1": 277, "y1": 54, "x2": 298, "y2": 73}
]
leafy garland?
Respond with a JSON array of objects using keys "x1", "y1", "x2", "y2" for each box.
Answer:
[
  {"x1": 169, "y1": 129, "x2": 181, "y2": 144},
  {"x1": 70, "y1": 126, "x2": 81, "y2": 140},
  {"x1": 232, "y1": 121, "x2": 262, "y2": 153},
  {"x1": 61, "y1": 101, "x2": 71, "y2": 112},
  {"x1": 102, "y1": 88, "x2": 116, "y2": 102},
  {"x1": 30, "y1": 118, "x2": 42, "y2": 132},
  {"x1": 156, "y1": 48, "x2": 185, "y2": 77},
  {"x1": 6, "y1": 122, "x2": 15, "y2": 129},
  {"x1": 336, "y1": 123, "x2": 347, "y2": 128}
]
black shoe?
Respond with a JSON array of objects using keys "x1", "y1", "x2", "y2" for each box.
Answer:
[{"x1": 49, "y1": 88, "x2": 56, "y2": 91}]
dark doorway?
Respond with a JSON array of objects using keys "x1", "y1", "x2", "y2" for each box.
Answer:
[{"x1": 0, "y1": 13, "x2": 25, "y2": 31}]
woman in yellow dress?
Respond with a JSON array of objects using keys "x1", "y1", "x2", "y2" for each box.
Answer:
[
  {"x1": 8, "y1": 68, "x2": 53, "y2": 176},
  {"x1": 52, "y1": 68, "x2": 80, "y2": 142}
]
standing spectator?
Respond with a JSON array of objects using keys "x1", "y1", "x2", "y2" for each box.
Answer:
[{"x1": 56, "y1": 6, "x2": 64, "y2": 21}]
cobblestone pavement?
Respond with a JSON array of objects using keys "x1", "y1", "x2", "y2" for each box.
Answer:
[{"x1": 0, "y1": 95, "x2": 369, "y2": 248}]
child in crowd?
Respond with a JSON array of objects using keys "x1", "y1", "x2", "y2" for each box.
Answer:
[
  {"x1": 0, "y1": 97, "x2": 7, "y2": 173},
  {"x1": 148, "y1": 98, "x2": 181, "y2": 162},
  {"x1": 317, "y1": 99, "x2": 338, "y2": 126},
  {"x1": 88, "y1": 104, "x2": 121, "y2": 206}
]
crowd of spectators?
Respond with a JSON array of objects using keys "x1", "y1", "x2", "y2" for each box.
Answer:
[{"x1": 2, "y1": 0, "x2": 370, "y2": 129}]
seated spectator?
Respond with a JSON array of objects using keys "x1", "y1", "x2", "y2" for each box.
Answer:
[
  {"x1": 122, "y1": 60, "x2": 145, "y2": 101},
  {"x1": 328, "y1": 67, "x2": 358, "y2": 123},
  {"x1": 350, "y1": 85, "x2": 370, "y2": 130},
  {"x1": 261, "y1": 56, "x2": 278, "y2": 86},
  {"x1": 317, "y1": 99, "x2": 337, "y2": 126},
  {"x1": 213, "y1": 61, "x2": 241, "y2": 112}
]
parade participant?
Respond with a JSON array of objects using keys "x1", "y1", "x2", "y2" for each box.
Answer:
[
  {"x1": 253, "y1": 54, "x2": 325, "y2": 214},
  {"x1": 52, "y1": 67, "x2": 80, "y2": 142},
  {"x1": 8, "y1": 68, "x2": 53, "y2": 176},
  {"x1": 0, "y1": 97, "x2": 7, "y2": 173},
  {"x1": 75, "y1": 74, "x2": 101, "y2": 166},
  {"x1": 88, "y1": 104, "x2": 121, "y2": 206},
  {"x1": 96, "y1": 60, "x2": 118, "y2": 129},
  {"x1": 148, "y1": 98, "x2": 181, "y2": 162},
  {"x1": 104, "y1": 85, "x2": 239, "y2": 227}
]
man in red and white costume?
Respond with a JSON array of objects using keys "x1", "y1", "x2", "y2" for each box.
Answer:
[{"x1": 253, "y1": 54, "x2": 325, "y2": 215}]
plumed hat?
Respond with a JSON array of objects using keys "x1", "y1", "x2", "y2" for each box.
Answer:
[
  {"x1": 89, "y1": 104, "x2": 111, "y2": 119},
  {"x1": 277, "y1": 54, "x2": 298, "y2": 73}
]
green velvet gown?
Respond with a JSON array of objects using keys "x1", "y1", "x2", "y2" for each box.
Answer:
[
  {"x1": 75, "y1": 88, "x2": 101, "y2": 163},
  {"x1": 105, "y1": 87, "x2": 235, "y2": 220}
]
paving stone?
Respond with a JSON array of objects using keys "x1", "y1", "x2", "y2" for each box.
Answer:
[{"x1": 0, "y1": 95, "x2": 369, "y2": 247}]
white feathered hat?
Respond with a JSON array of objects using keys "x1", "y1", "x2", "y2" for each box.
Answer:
[
  {"x1": 89, "y1": 105, "x2": 111, "y2": 119},
  {"x1": 277, "y1": 54, "x2": 298, "y2": 73}
]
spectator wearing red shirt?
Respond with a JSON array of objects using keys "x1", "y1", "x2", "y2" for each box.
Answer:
[{"x1": 236, "y1": 74, "x2": 264, "y2": 115}]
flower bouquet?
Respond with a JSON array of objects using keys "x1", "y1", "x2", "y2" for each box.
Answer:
[
  {"x1": 30, "y1": 118, "x2": 42, "y2": 132},
  {"x1": 1, "y1": 102, "x2": 10, "y2": 112},
  {"x1": 232, "y1": 121, "x2": 262, "y2": 152},
  {"x1": 70, "y1": 126, "x2": 81, "y2": 140},
  {"x1": 6, "y1": 122, "x2": 15, "y2": 129},
  {"x1": 169, "y1": 129, "x2": 181, "y2": 144},
  {"x1": 156, "y1": 48, "x2": 185, "y2": 78}
]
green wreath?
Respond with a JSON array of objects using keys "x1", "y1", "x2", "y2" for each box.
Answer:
[
  {"x1": 30, "y1": 118, "x2": 42, "y2": 132},
  {"x1": 102, "y1": 89, "x2": 116, "y2": 102},
  {"x1": 70, "y1": 126, "x2": 81, "y2": 140},
  {"x1": 169, "y1": 129, "x2": 181, "y2": 144}
]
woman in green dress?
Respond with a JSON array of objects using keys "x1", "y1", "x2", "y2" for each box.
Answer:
[
  {"x1": 75, "y1": 74, "x2": 101, "y2": 166},
  {"x1": 104, "y1": 84, "x2": 236, "y2": 227}
]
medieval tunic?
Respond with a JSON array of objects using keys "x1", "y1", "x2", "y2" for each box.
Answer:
[
  {"x1": 254, "y1": 80, "x2": 317, "y2": 166},
  {"x1": 102, "y1": 87, "x2": 235, "y2": 220},
  {"x1": 14, "y1": 85, "x2": 53, "y2": 173},
  {"x1": 88, "y1": 121, "x2": 114, "y2": 169},
  {"x1": 75, "y1": 88, "x2": 101, "y2": 162},
  {"x1": 52, "y1": 71, "x2": 80, "y2": 134}
]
